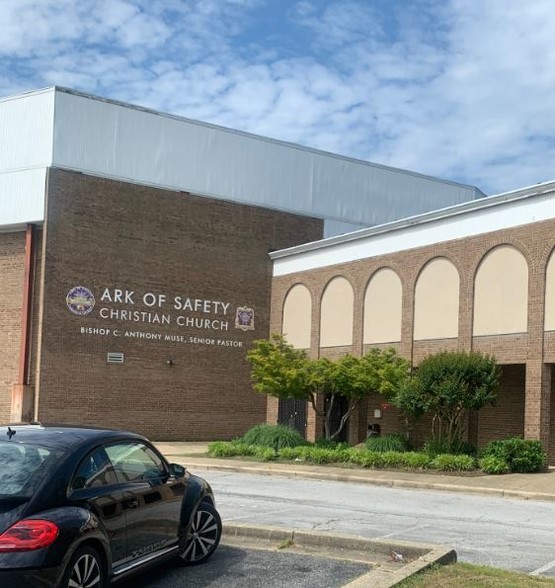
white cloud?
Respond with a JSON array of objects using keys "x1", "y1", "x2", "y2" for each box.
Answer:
[{"x1": 1, "y1": 0, "x2": 555, "y2": 194}]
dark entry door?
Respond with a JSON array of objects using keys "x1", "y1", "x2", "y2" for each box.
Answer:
[
  {"x1": 325, "y1": 394, "x2": 349, "y2": 442},
  {"x1": 278, "y1": 398, "x2": 307, "y2": 438}
]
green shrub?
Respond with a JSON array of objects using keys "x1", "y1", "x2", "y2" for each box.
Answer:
[
  {"x1": 424, "y1": 438, "x2": 477, "y2": 457},
  {"x1": 304, "y1": 447, "x2": 341, "y2": 464},
  {"x1": 481, "y1": 438, "x2": 547, "y2": 473},
  {"x1": 429, "y1": 453, "x2": 477, "y2": 472},
  {"x1": 208, "y1": 441, "x2": 253, "y2": 458},
  {"x1": 364, "y1": 434, "x2": 411, "y2": 453},
  {"x1": 479, "y1": 455, "x2": 510, "y2": 475},
  {"x1": 281, "y1": 444, "x2": 351, "y2": 464},
  {"x1": 279, "y1": 446, "x2": 306, "y2": 461},
  {"x1": 345, "y1": 449, "x2": 386, "y2": 468},
  {"x1": 253, "y1": 446, "x2": 277, "y2": 461},
  {"x1": 402, "y1": 452, "x2": 432, "y2": 469},
  {"x1": 241, "y1": 424, "x2": 307, "y2": 451},
  {"x1": 313, "y1": 438, "x2": 349, "y2": 450}
]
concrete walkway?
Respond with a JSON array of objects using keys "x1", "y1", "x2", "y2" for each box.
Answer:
[{"x1": 154, "y1": 441, "x2": 555, "y2": 502}]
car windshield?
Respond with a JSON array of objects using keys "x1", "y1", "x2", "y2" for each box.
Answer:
[{"x1": 0, "y1": 441, "x2": 58, "y2": 498}]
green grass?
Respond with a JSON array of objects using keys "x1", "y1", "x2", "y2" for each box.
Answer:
[{"x1": 397, "y1": 563, "x2": 555, "y2": 587}]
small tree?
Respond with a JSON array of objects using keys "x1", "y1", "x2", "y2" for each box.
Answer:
[
  {"x1": 247, "y1": 334, "x2": 308, "y2": 400},
  {"x1": 391, "y1": 376, "x2": 427, "y2": 441},
  {"x1": 321, "y1": 349, "x2": 411, "y2": 440},
  {"x1": 247, "y1": 335, "x2": 410, "y2": 440},
  {"x1": 398, "y1": 351, "x2": 500, "y2": 451}
]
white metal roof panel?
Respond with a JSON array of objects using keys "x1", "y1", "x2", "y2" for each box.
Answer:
[
  {"x1": 0, "y1": 89, "x2": 55, "y2": 173},
  {"x1": 49, "y1": 88, "x2": 483, "y2": 233},
  {"x1": 0, "y1": 86, "x2": 483, "y2": 235}
]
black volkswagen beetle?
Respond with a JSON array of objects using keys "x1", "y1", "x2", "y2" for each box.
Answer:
[{"x1": 0, "y1": 424, "x2": 222, "y2": 587}]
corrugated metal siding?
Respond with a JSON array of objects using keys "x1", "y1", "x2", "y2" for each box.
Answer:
[
  {"x1": 0, "y1": 89, "x2": 55, "y2": 173},
  {"x1": 51, "y1": 89, "x2": 482, "y2": 232},
  {"x1": 0, "y1": 89, "x2": 53, "y2": 227},
  {"x1": 0, "y1": 169, "x2": 46, "y2": 227}
]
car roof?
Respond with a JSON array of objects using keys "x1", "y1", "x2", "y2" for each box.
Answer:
[{"x1": 0, "y1": 424, "x2": 144, "y2": 450}]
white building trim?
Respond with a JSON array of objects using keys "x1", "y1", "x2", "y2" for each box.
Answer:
[{"x1": 271, "y1": 181, "x2": 555, "y2": 276}]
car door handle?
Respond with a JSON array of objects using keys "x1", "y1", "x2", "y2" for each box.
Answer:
[{"x1": 123, "y1": 498, "x2": 140, "y2": 510}]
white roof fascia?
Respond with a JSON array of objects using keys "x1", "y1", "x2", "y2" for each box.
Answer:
[{"x1": 271, "y1": 181, "x2": 555, "y2": 276}]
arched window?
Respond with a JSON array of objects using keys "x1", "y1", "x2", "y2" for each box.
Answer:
[
  {"x1": 473, "y1": 245, "x2": 528, "y2": 336},
  {"x1": 414, "y1": 258, "x2": 459, "y2": 340},
  {"x1": 363, "y1": 268, "x2": 402, "y2": 344},
  {"x1": 282, "y1": 284, "x2": 312, "y2": 349},
  {"x1": 319, "y1": 277, "x2": 354, "y2": 347},
  {"x1": 544, "y1": 249, "x2": 555, "y2": 331}
]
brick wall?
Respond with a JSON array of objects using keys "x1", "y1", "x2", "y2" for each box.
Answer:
[
  {"x1": 477, "y1": 364, "x2": 525, "y2": 447},
  {"x1": 271, "y1": 213, "x2": 555, "y2": 458},
  {"x1": 37, "y1": 168, "x2": 323, "y2": 440},
  {"x1": 0, "y1": 232, "x2": 25, "y2": 422}
]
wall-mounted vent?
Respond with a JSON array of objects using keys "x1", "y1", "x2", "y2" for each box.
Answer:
[{"x1": 107, "y1": 352, "x2": 125, "y2": 364}]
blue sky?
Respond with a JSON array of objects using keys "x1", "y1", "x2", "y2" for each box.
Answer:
[{"x1": 1, "y1": 0, "x2": 554, "y2": 195}]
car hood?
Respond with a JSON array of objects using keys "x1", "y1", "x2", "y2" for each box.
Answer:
[{"x1": 0, "y1": 499, "x2": 29, "y2": 535}]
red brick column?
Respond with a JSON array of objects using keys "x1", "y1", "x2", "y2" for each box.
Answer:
[
  {"x1": 266, "y1": 396, "x2": 279, "y2": 425},
  {"x1": 524, "y1": 361, "x2": 551, "y2": 451}
]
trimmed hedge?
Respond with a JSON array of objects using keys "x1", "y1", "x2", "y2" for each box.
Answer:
[
  {"x1": 429, "y1": 453, "x2": 477, "y2": 472},
  {"x1": 479, "y1": 455, "x2": 510, "y2": 475},
  {"x1": 207, "y1": 442, "x2": 482, "y2": 472},
  {"x1": 208, "y1": 435, "x2": 548, "y2": 474},
  {"x1": 480, "y1": 438, "x2": 547, "y2": 473}
]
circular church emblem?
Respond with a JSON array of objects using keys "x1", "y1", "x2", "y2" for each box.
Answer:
[{"x1": 66, "y1": 286, "x2": 96, "y2": 316}]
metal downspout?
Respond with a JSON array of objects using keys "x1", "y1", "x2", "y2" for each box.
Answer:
[{"x1": 16, "y1": 223, "x2": 35, "y2": 419}]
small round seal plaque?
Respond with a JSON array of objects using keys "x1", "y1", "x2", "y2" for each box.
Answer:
[{"x1": 66, "y1": 286, "x2": 96, "y2": 316}]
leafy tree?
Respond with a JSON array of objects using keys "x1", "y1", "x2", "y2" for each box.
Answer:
[
  {"x1": 391, "y1": 376, "x2": 428, "y2": 440},
  {"x1": 247, "y1": 335, "x2": 411, "y2": 440},
  {"x1": 394, "y1": 351, "x2": 500, "y2": 451},
  {"x1": 325, "y1": 349, "x2": 411, "y2": 440},
  {"x1": 247, "y1": 333, "x2": 308, "y2": 400}
]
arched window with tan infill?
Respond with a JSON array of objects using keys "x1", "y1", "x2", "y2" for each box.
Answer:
[
  {"x1": 473, "y1": 245, "x2": 528, "y2": 336},
  {"x1": 363, "y1": 268, "x2": 402, "y2": 344},
  {"x1": 319, "y1": 277, "x2": 354, "y2": 348},
  {"x1": 282, "y1": 284, "x2": 312, "y2": 349},
  {"x1": 544, "y1": 248, "x2": 555, "y2": 331},
  {"x1": 414, "y1": 258, "x2": 459, "y2": 340}
]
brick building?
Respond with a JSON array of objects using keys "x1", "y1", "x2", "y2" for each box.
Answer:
[
  {"x1": 269, "y1": 181, "x2": 555, "y2": 462},
  {"x1": 0, "y1": 87, "x2": 480, "y2": 440}
]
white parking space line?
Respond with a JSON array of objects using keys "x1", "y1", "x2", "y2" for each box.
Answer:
[
  {"x1": 378, "y1": 524, "x2": 427, "y2": 539},
  {"x1": 530, "y1": 559, "x2": 555, "y2": 576}
]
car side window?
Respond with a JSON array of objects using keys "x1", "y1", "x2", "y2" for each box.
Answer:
[
  {"x1": 72, "y1": 447, "x2": 118, "y2": 490},
  {"x1": 104, "y1": 442, "x2": 167, "y2": 484}
]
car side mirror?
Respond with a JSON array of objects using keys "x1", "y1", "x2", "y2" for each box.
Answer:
[{"x1": 169, "y1": 463, "x2": 186, "y2": 478}]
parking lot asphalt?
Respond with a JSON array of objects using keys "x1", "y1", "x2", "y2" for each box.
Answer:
[
  {"x1": 151, "y1": 441, "x2": 555, "y2": 588},
  {"x1": 221, "y1": 524, "x2": 456, "y2": 588}
]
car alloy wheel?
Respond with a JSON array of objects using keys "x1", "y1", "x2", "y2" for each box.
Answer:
[
  {"x1": 179, "y1": 501, "x2": 222, "y2": 565},
  {"x1": 63, "y1": 545, "x2": 106, "y2": 588}
]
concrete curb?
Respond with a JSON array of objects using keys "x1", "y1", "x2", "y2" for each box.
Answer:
[
  {"x1": 222, "y1": 523, "x2": 457, "y2": 588},
  {"x1": 174, "y1": 458, "x2": 555, "y2": 503}
]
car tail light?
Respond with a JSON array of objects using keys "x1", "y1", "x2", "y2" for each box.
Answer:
[{"x1": 0, "y1": 520, "x2": 59, "y2": 552}]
